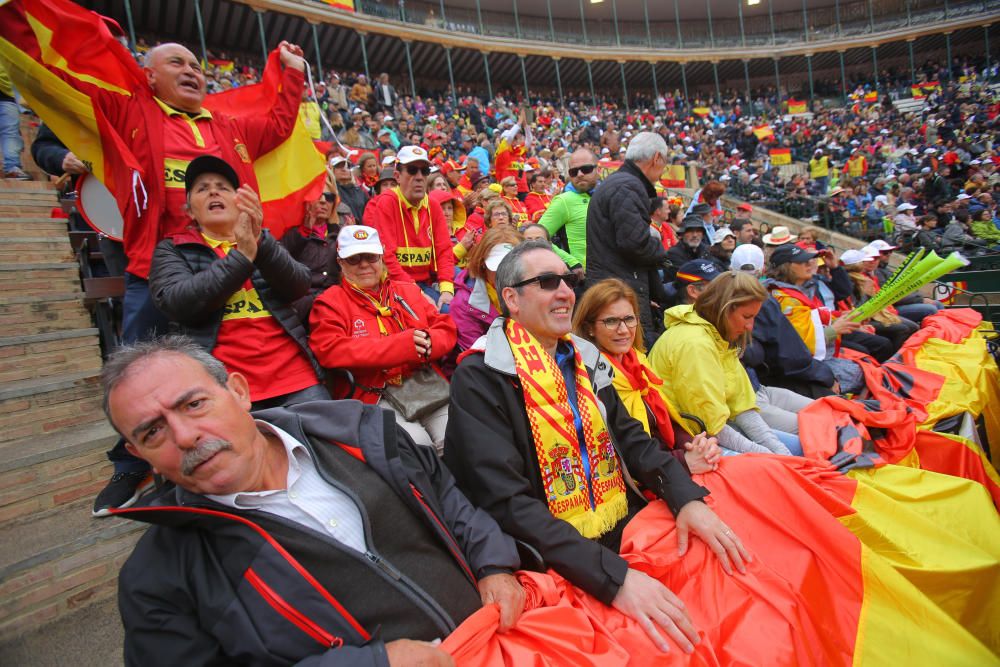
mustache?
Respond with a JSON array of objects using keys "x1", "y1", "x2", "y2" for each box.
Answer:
[{"x1": 181, "y1": 439, "x2": 233, "y2": 476}]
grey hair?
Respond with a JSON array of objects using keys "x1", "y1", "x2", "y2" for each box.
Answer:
[
  {"x1": 625, "y1": 132, "x2": 668, "y2": 163},
  {"x1": 101, "y1": 336, "x2": 228, "y2": 433},
  {"x1": 494, "y1": 239, "x2": 553, "y2": 317}
]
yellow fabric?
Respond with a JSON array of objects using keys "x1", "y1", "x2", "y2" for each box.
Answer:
[
  {"x1": 842, "y1": 465, "x2": 1000, "y2": 663},
  {"x1": 771, "y1": 289, "x2": 822, "y2": 357},
  {"x1": 505, "y1": 320, "x2": 627, "y2": 539},
  {"x1": 608, "y1": 350, "x2": 685, "y2": 437},
  {"x1": 201, "y1": 233, "x2": 272, "y2": 321},
  {"x1": 298, "y1": 101, "x2": 322, "y2": 141},
  {"x1": 253, "y1": 119, "x2": 326, "y2": 205},
  {"x1": 846, "y1": 156, "x2": 866, "y2": 178},
  {"x1": 648, "y1": 305, "x2": 757, "y2": 436},
  {"x1": 809, "y1": 156, "x2": 830, "y2": 178},
  {"x1": 0, "y1": 62, "x2": 13, "y2": 98},
  {"x1": 914, "y1": 331, "x2": 1000, "y2": 443}
]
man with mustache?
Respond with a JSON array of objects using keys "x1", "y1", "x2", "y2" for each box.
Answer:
[{"x1": 104, "y1": 336, "x2": 524, "y2": 667}]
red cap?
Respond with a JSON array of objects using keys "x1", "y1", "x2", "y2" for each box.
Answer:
[{"x1": 737, "y1": 203, "x2": 753, "y2": 212}]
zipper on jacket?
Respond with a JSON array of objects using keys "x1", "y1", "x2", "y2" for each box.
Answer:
[
  {"x1": 365, "y1": 551, "x2": 402, "y2": 580},
  {"x1": 409, "y1": 484, "x2": 476, "y2": 583},
  {"x1": 245, "y1": 566, "x2": 344, "y2": 648}
]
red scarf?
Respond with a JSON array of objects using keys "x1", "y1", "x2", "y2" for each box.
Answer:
[{"x1": 608, "y1": 350, "x2": 675, "y2": 448}]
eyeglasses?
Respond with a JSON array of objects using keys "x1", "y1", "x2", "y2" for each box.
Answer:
[
  {"x1": 402, "y1": 164, "x2": 431, "y2": 176},
  {"x1": 341, "y1": 253, "x2": 382, "y2": 266},
  {"x1": 568, "y1": 164, "x2": 597, "y2": 178},
  {"x1": 511, "y1": 272, "x2": 580, "y2": 291},
  {"x1": 321, "y1": 193, "x2": 336, "y2": 203},
  {"x1": 598, "y1": 315, "x2": 638, "y2": 330}
]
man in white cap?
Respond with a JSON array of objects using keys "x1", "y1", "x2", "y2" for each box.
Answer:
[
  {"x1": 894, "y1": 202, "x2": 919, "y2": 231},
  {"x1": 364, "y1": 145, "x2": 456, "y2": 310}
]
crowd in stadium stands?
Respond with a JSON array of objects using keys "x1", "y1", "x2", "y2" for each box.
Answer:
[{"x1": 3, "y1": 8, "x2": 1000, "y2": 662}]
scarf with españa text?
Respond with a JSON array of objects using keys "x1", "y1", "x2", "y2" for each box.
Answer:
[{"x1": 505, "y1": 320, "x2": 627, "y2": 538}]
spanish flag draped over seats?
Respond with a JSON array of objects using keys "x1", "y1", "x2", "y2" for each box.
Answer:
[
  {"x1": 0, "y1": 0, "x2": 324, "y2": 239},
  {"x1": 442, "y1": 456, "x2": 1000, "y2": 665}
]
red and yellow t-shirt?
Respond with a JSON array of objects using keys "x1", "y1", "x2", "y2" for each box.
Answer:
[
  {"x1": 158, "y1": 98, "x2": 220, "y2": 242},
  {"x1": 203, "y1": 235, "x2": 318, "y2": 402}
]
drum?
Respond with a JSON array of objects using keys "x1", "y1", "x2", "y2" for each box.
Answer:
[{"x1": 75, "y1": 173, "x2": 124, "y2": 241}]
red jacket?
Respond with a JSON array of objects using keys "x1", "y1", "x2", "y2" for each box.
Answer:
[
  {"x1": 364, "y1": 188, "x2": 456, "y2": 292},
  {"x1": 524, "y1": 192, "x2": 552, "y2": 223},
  {"x1": 309, "y1": 279, "x2": 457, "y2": 403},
  {"x1": 55, "y1": 54, "x2": 303, "y2": 279}
]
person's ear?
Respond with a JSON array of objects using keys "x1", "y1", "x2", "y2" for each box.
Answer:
[
  {"x1": 227, "y1": 372, "x2": 253, "y2": 411},
  {"x1": 501, "y1": 286, "x2": 518, "y2": 317}
]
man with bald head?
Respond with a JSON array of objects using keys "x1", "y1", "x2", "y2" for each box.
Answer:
[
  {"x1": 32, "y1": 34, "x2": 310, "y2": 515},
  {"x1": 538, "y1": 148, "x2": 599, "y2": 276}
]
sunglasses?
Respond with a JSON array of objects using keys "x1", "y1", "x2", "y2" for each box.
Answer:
[
  {"x1": 511, "y1": 272, "x2": 580, "y2": 291},
  {"x1": 341, "y1": 253, "x2": 382, "y2": 266},
  {"x1": 321, "y1": 192, "x2": 337, "y2": 203},
  {"x1": 402, "y1": 164, "x2": 431, "y2": 176},
  {"x1": 568, "y1": 164, "x2": 597, "y2": 178}
]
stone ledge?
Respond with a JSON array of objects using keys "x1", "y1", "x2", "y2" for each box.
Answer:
[
  {"x1": 0, "y1": 370, "x2": 99, "y2": 402},
  {"x1": 0, "y1": 328, "x2": 98, "y2": 348},
  {"x1": 0, "y1": 418, "x2": 115, "y2": 474}
]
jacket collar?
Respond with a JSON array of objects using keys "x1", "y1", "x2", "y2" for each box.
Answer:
[
  {"x1": 620, "y1": 159, "x2": 657, "y2": 198},
  {"x1": 479, "y1": 318, "x2": 605, "y2": 383},
  {"x1": 468, "y1": 278, "x2": 495, "y2": 315}
]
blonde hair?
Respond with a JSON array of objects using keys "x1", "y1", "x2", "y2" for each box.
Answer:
[
  {"x1": 573, "y1": 279, "x2": 646, "y2": 353},
  {"x1": 500, "y1": 176, "x2": 518, "y2": 189},
  {"x1": 694, "y1": 271, "x2": 768, "y2": 350}
]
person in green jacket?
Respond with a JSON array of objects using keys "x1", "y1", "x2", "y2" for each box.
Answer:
[{"x1": 539, "y1": 148, "x2": 598, "y2": 273}]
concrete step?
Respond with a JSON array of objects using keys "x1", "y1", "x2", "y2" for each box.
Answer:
[
  {"x1": 0, "y1": 265, "x2": 81, "y2": 297},
  {"x1": 0, "y1": 328, "x2": 102, "y2": 385},
  {"x1": 0, "y1": 293, "x2": 91, "y2": 335},
  {"x1": 0, "y1": 217, "x2": 67, "y2": 235},
  {"x1": 0, "y1": 595, "x2": 122, "y2": 666},
  {"x1": 0, "y1": 496, "x2": 144, "y2": 642},
  {"x1": 0, "y1": 369, "x2": 106, "y2": 449},
  {"x1": 0, "y1": 238, "x2": 74, "y2": 263}
]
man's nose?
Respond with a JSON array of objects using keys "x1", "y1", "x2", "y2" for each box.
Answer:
[{"x1": 168, "y1": 416, "x2": 201, "y2": 449}]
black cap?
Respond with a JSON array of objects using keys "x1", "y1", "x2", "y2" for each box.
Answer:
[
  {"x1": 769, "y1": 243, "x2": 818, "y2": 267},
  {"x1": 377, "y1": 166, "x2": 397, "y2": 184},
  {"x1": 184, "y1": 155, "x2": 240, "y2": 193},
  {"x1": 674, "y1": 259, "x2": 721, "y2": 285},
  {"x1": 680, "y1": 214, "x2": 706, "y2": 232},
  {"x1": 690, "y1": 202, "x2": 713, "y2": 217}
]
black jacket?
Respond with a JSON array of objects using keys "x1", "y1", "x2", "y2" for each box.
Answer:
[
  {"x1": 30, "y1": 123, "x2": 71, "y2": 177},
  {"x1": 148, "y1": 227, "x2": 322, "y2": 380},
  {"x1": 586, "y1": 160, "x2": 669, "y2": 341},
  {"x1": 445, "y1": 320, "x2": 708, "y2": 606},
  {"x1": 113, "y1": 401, "x2": 519, "y2": 667},
  {"x1": 337, "y1": 182, "x2": 370, "y2": 222},
  {"x1": 279, "y1": 223, "x2": 342, "y2": 322},
  {"x1": 749, "y1": 297, "x2": 836, "y2": 395}
]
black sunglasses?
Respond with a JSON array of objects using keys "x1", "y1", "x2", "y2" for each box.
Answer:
[
  {"x1": 568, "y1": 164, "x2": 597, "y2": 178},
  {"x1": 402, "y1": 164, "x2": 431, "y2": 176},
  {"x1": 342, "y1": 253, "x2": 382, "y2": 266},
  {"x1": 321, "y1": 192, "x2": 337, "y2": 203},
  {"x1": 511, "y1": 272, "x2": 580, "y2": 291}
]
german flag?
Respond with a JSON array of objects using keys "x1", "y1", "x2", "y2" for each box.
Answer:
[
  {"x1": 787, "y1": 98, "x2": 807, "y2": 114},
  {"x1": 769, "y1": 147, "x2": 792, "y2": 165},
  {"x1": 752, "y1": 124, "x2": 773, "y2": 140},
  {"x1": 442, "y1": 456, "x2": 1000, "y2": 664}
]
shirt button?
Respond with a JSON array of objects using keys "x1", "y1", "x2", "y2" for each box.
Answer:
[
  {"x1": 329, "y1": 519, "x2": 338, "y2": 528},
  {"x1": 289, "y1": 491, "x2": 297, "y2": 499}
]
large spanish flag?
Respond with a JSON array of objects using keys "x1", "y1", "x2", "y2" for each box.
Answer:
[
  {"x1": 752, "y1": 124, "x2": 773, "y2": 140},
  {"x1": 787, "y1": 98, "x2": 807, "y2": 114},
  {"x1": 659, "y1": 164, "x2": 686, "y2": 189},
  {"x1": 442, "y1": 456, "x2": 1000, "y2": 664},
  {"x1": 319, "y1": 0, "x2": 355, "y2": 11},
  {"x1": 864, "y1": 91, "x2": 879, "y2": 103}
]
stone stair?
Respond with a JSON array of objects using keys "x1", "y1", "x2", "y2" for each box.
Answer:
[{"x1": 0, "y1": 183, "x2": 142, "y2": 647}]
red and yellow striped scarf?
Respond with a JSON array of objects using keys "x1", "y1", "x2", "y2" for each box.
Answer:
[{"x1": 505, "y1": 320, "x2": 627, "y2": 538}]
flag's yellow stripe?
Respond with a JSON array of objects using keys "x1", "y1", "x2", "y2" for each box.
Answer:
[
  {"x1": 26, "y1": 12, "x2": 132, "y2": 97},
  {"x1": 253, "y1": 119, "x2": 325, "y2": 204},
  {"x1": 841, "y1": 465, "x2": 1000, "y2": 664},
  {"x1": 0, "y1": 37, "x2": 106, "y2": 183}
]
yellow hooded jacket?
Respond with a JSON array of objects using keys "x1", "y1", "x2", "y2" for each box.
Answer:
[{"x1": 647, "y1": 304, "x2": 757, "y2": 436}]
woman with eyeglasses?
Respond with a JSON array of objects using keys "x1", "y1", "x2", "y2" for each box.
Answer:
[
  {"x1": 279, "y1": 188, "x2": 343, "y2": 322},
  {"x1": 483, "y1": 198, "x2": 515, "y2": 230},
  {"x1": 309, "y1": 225, "x2": 458, "y2": 454},
  {"x1": 449, "y1": 226, "x2": 522, "y2": 350},
  {"x1": 647, "y1": 271, "x2": 803, "y2": 457},
  {"x1": 573, "y1": 279, "x2": 722, "y2": 474}
]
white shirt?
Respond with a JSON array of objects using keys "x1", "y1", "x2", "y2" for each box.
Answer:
[{"x1": 207, "y1": 421, "x2": 368, "y2": 553}]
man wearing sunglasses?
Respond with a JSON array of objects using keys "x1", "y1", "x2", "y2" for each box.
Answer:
[
  {"x1": 539, "y1": 149, "x2": 600, "y2": 274},
  {"x1": 586, "y1": 132, "x2": 673, "y2": 347},
  {"x1": 446, "y1": 240, "x2": 750, "y2": 657},
  {"x1": 364, "y1": 145, "x2": 456, "y2": 311}
]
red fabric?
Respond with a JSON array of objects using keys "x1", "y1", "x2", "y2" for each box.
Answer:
[
  {"x1": 501, "y1": 195, "x2": 529, "y2": 227},
  {"x1": 308, "y1": 279, "x2": 457, "y2": 403},
  {"x1": 913, "y1": 431, "x2": 1000, "y2": 509},
  {"x1": 444, "y1": 456, "x2": 864, "y2": 666},
  {"x1": 494, "y1": 141, "x2": 528, "y2": 193},
  {"x1": 608, "y1": 351, "x2": 675, "y2": 448},
  {"x1": 524, "y1": 192, "x2": 552, "y2": 223},
  {"x1": 837, "y1": 347, "x2": 943, "y2": 423},
  {"x1": 363, "y1": 190, "x2": 456, "y2": 288},
  {"x1": 894, "y1": 308, "x2": 982, "y2": 366}
]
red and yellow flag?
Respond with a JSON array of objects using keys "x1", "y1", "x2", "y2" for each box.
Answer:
[
  {"x1": 769, "y1": 147, "x2": 792, "y2": 165},
  {"x1": 752, "y1": 124, "x2": 773, "y2": 140},
  {"x1": 864, "y1": 91, "x2": 879, "y2": 103},
  {"x1": 206, "y1": 58, "x2": 234, "y2": 73},
  {"x1": 659, "y1": 164, "x2": 686, "y2": 189},
  {"x1": 319, "y1": 0, "x2": 355, "y2": 10},
  {"x1": 692, "y1": 106, "x2": 711, "y2": 117},
  {"x1": 911, "y1": 85, "x2": 927, "y2": 99},
  {"x1": 787, "y1": 98, "x2": 807, "y2": 114}
]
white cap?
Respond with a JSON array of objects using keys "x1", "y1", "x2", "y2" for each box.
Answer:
[
  {"x1": 749, "y1": 174, "x2": 758, "y2": 181},
  {"x1": 860, "y1": 244, "x2": 882, "y2": 259},
  {"x1": 729, "y1": 165, "x2": 740, "y2": 171},
  {"x1": 850, "y1": 140, "x2": 860, "y2": 146},
  {"x1": 602, "y1": 147, "x2": 611, "y2": 154},
  {"x1": 337, "y1": 225, "x2": 384, "y2": 258},
  {"x1": 971, "y1": 159, "x2": 982, "y2": 165},
  {"x1": 383, "y1": 115, "x2": 394, "y2": 121},
  {"x1": 731, "y1": 243, "x2": 764, "y2": 272},
  {"x1": 839, "y1": 249, "x2": 868, "y2": 265},
  {"x1": 875, "y1": 195, "x2": 889, "y2": 205},
  {"x1": 867, "y1": 239, "x2": 898, "y2": 252},
  {"x1": 880, "y1": 129, "x2": 890, "y2": 134},
  {"x1": 351, "y1": 107, "x2": 364, "y2": 115},
  {"x1": 719, "y1": 173, "x2": 731, "y2": 181},
  {"x1": 484, "y1": 243, "x2": 514, "y2": 271},
  {"x1": 924, "y1": 148, "x2": 937, "y2": 155},
  {"x1": 956, "y1": 193, "x2": 972, "y2": 200},
  {"x1": 715, "y1": 140, "x2": 725, "y2": 146},
  {"x1": 685, "y1": 146, "x2": 695, "y2": 153},
  {"x1": 897, "y1": 203, "x2": 917, "y2": 211},
  {"x1": 396, "y1": 145, "x2": 431, "y2": 165},
  {"x1": 381, "y1": 155, "x2": 397, "y2": 167},
  {"x1": 712, "y1": 227, "x2": 736, "y2": 244},
  {"x1": 590, "y1": 115, "x2": 599, "y2": 122},
  {"x1": 921, "y1": 167, "x2": 932, "y2": 173},
  {"x1": 814, "y1": 148, "x2": 823, "y2": 154},
  {"x1": 329, "y1": 155, "x2": 350, "y2": 168},
  {"x1": 706, "y1": 129, "x2": 714, "y2": 135},
  {"x1": 819, "y1": 125, "x2": 828, "y2": 131}
]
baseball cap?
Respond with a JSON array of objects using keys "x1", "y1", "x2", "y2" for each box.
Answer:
[
  {"x1": 184, "y1": 155, "x2": 239, "y2": 193},
  {"x1": 839, "y1": 249, "x2": 868, "y2": 265},
  {"x1": 440, "y1": 159, "x2": 466, "y2": 175},
  {"x1": 769, "y1": 243, "x2": 818, "y2": 266},
  {"x1": 675, "y1": 260, "x2": 721, "y2": 285},
  {"x1": 737, "y1": 203, "x2": 753, "y2": 212},
  {"x1": 712, "y1": 227, "x2": 736, "y2": 245},
  {"x1": 731, "y1": 244, "x2": 765, "y2": 272},
  {"x1": 329, "y1": 155, "x2": 350, "y2": 168},
  {"x1": 867, "y1": 239, "x2": 898, "y2": 253},
  {"x1": 859, "y1": 244, "x2": 882, "y2": 259},
  {"x1": 396, "y1": 145, "x2": 431, "y2": 166},
  {"x1": 484, "y1": 243, "x2": 515, "y2": 271},
  {"x1": 337, "y1": 225, "x2": 384, "y2": 258},
  {"x1": 897, "y1": 203, "x2": 917, "y2": 211}
]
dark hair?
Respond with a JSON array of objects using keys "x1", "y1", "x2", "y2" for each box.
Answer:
[
  {"x1": 100, "y1": 336, "x2": 228, "y2": 435},
  {"x1": 494, "y1": 239, "x2": 553, "y2": 317}
]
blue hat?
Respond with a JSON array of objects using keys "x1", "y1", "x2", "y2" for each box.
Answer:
[{"x1": 675, "y1": 260, "x2": 721, "y2": 285}]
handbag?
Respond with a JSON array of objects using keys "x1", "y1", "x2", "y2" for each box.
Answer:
[{"x1": 381, "y1": 365, "x2": 451, "y2": 421}]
